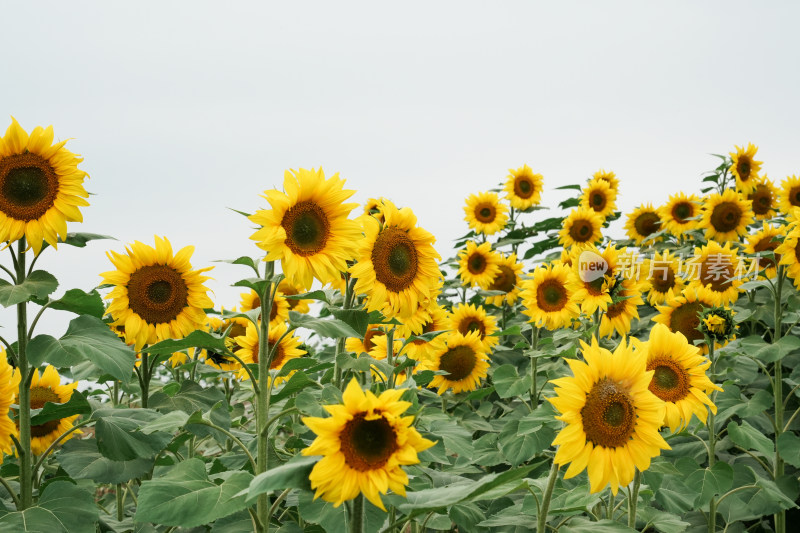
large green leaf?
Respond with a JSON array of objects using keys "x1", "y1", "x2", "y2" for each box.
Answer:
[
  {"x1": 685, "y1": 462, "x2": 733, "y2": 506},
  {"x1": 727, "y1": 421, "x2": 774, "y2": 457},
  {"x1": 0, "y1": 480, "x2": 98, "y2": 532},
  {"x1": 244, "y1": 456, "x2": 316, "y2": 503},
  {"x1": 492, "y1": 364, "x2": 531, "y2": 399},
  {"x1": 778, "y1": 432, "x2": 800, "y2": 468},
  {"x1": 58, "y1": 438, "x2": 153, "y2": 483},
  {"x1": 499, "y1": 418, "x2": 554, "y2": 466},
  {"x1": 148, "y1": 380, "x2": 231, "y2": 439},
  {"x1": 30, "y1": 390, "x2": 92, "y2": 426},
  {"x1": 27, "y1": 315, "x2": 136, "y2": 383},
  {"x1": 142, "y1": 330, "x2": 227, "y2": 356},
  {"x1": 289, "y1": 311, "x2": 361, "y2": 339},
  {"x1": 0, "y1": 270, "x2": 58, "y2": 307},
  {"x1": 41, "y1": 288, "x2": 105, "y2": 318},
  {"x1": 93, "y1": 408, "x2": 173, "y2": 461},
  {"x1": 61, "y1": 232, "x2": 115, "y2": 248},
  {"x1": 134, "y1": 458, "x2": 253, "y2": 528}
]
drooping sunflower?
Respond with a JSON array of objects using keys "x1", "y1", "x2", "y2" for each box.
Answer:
[
  {"x1": 641, "y1": 250, "x2": 685, "y2": 306},
  {"x1": 592, "y1": 169, "x2": 620, "y2": 192},
  {"x1": 101, "y1": 236, "x2": 214, "y2": 351},
  {"x1": 624, "y1": 204, "x2": 661, "y2": 245},
  {"x1": 350, "y1": 201, "x2": 441, "y2": 319},
  {"x1": 0, "y1": 117, "x2": 90, "y2": 255},
  {"x1": 418, "y1": 331, "x2": 490, "y2": 395},
  {"x1": 463, "y1": 191, "x2": 509, "y2": 235},
  {"x1": 657, "y1": 192, "x2": 700, "y2": 237},
  {"x1": 302, "y1": 379, "x2": 435, "y2": 510},
  {"x1": 729, "y1": 143, "x2": 762, "y2": 195},
  {"x1": 778, "y1": 175, "x2": 800, "y2": 216},
  {"x1": 484, "y1": 253, "x2": 524, "y2": 306},
  {"x1": 744, "y1": 222, "x2": 786, "y2": 279},
  {"x1": 234, "y1": 322, "x2": 306, "y2": 384},
  {"x1": 699, "y1": 307, "x2": 737, "y2": 347},
  {"x1": 637, "y1": 324, "x2": 721, "y2": 432},
  {"x1": 558, "y1": 207, "x2": 604, "y2": 248},
  {"x1": 504, "y1": 164, "x2": 544, "y2": 210},
  {"x1": 684, "y1": 241, "x2": 743, "y2": 306},
  {"x1": 363, "y1": 197, "x2": 388, "y2": 224},
  {"x1": 549, "y1": 339, "x2": 669, "y2": 495},
  {"x1": 249, "y1": 168, "x2": 362, "y2": 289},
  {"x1": 598, "y1": 278, "x2": 645, "y2": 338},
  {"x1": 747, "y1": 177, "x2": 779, "y2": 220},
  {"x1": 571, "y1": 244, "x2": 622, "y2": 314},
  {"x1": 699, "y1": 189, "x2": 754, "y2": 243},
  {"x1": 12, "y1": 365, "x2": 81, "y2": 455},
  {"x1": 201, "y1": 315, "x2": 249, "y2": 372},
  {"x1": 521, "y1": 263, "x2": 581, "y2": 330},
  {"x1": 0, "y1": 353, "x2": 15, "y2": 456},
  {"x1": 775, "y1": 222, "x2": 800, "y2": 288},
  {"x1": 345, "y1": 325, "x2": 387, "y2": 356},
  {"x1": 580, "y1": 178, "x2": 617, "y2": 219},
  {"x1": 449, "y1": 303, "x2": 499, "y2": 351},
  {"x1": 239, "y1": 288, "x2": 291, "y2": 326},
  {"x1": 653, "y1": 289, "x2": 715, "y2": 353},
  {"x1": 456, "y1": 241, "x2": 501, "y2": 289},
  {"x1": 396, "y1": 303, "x2": 450, "y2": 361}
]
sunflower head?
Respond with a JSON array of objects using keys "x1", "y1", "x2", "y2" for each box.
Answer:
[
  {"x1": 700, "y1": 189, "x2": 754, "y2": 243},
  {"x1": 484, "y1": 253, "x2": 524, "y2": 306},
  {"x1": 521, "y1": 263, "x2": 581, "y2": 330},
  {"x1": 699, "y1": 307, "x2": 736, "y2": 345},
  {"x1": 456, "y1": 240, "x2": 501, "y2": 289},
  {"x1": 592, "y1": 169, "x2": 620, "y2": 191},
  {"x1": 0, "y1": 117, "x2": 90, "y2": 254},
  {"x1": 685, "y1": 240, "x2": 743, "y2": 306},
  {"x1": 0, "y1": 353, "x2": 16, "y2": 456},
  {"x1": 747, "y1": 177, "x2": 778, "y2": 220},
  {"x1": 580, "y1": 178, "x2": 617, "y2": 219},
  {"x1": 558, "y1": 207, "x2": 604, "y2": 248},
  {"x1": 775, "y1": 222, "x2": 800, "y2": 289},
  {"x1": 419, "y1": 330, "x2": 490, "y2": 395},
  {"x1": 449, "y1": 303, "x2": 499, "y2": 350},
  {"x1": 729, "y1": 143, "x2": 762, "y2": 195},
  {"x1": 657, "y1": 192, "x2": 700, "y2": 237},
  {"x1": 779, "y1": 175, "x2": 800, "y2": 215},
  {"x1": 624, "y1": 204, "x2": 662, "y2": 245},
  {"x1": 364, "y1": 197, "x2": 389, "y2": 224},
  {"x1": 504, "y1": 164, "x2": 544, "y2": 210},
  {"x1": 463, "y1": 191, "x2": 509, "y2": 235},
  {"x1": 744, "y1": 222, "x2": 786, "y2": 279},
  {"x1": 653, "y1": 289, "x2": 715, "y2": 353}
]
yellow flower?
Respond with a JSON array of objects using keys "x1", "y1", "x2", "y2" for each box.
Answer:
[
  {"x1": 449, "y1": 303, "x2": 499, "y2": 351},
  {"x1": 396, "y1": 303, "x2": 450, "y2": 361},
  {"x1": 775, "y1": 222, "x2": 800, "y2": 289},
  {"x1": 549, "y1": 339, "x2": 669, "y2": 495},
  {"x1": 418, "y1": 331, "x2": 490, "y2": 395},
  {"x1": 239, "y1": 288, "x2": 291, "y2": 327},
  {"x1": 202, "y1": 315, "x2": 249, "y2": 372},
  {"x1": 302, "y1": 379, "x2": 434, "y2": 510},
  {"x1": 558, "y1": 207, "x2": 603, "y2": 248},
  {"x1": 484, "y1": 253, "x2": 524, "y2": 306},
  {"x1": 684, "y1": 241, "x2": 743, "y2": 306},
  {"x1": 345, "y1": 325, "x2": 400, "y2": 361},
  {"x1": 598, "y1": 278, "x2": 645, "y2": 338},
  {"x1": 101, "y1": 236, "x2": 214, "y2": 351},
  {"x1": 747, "y1": 177, "x2": 779, "y2": 220},
  {"x1": 0, "y1": 117, "x2": 90, "y2": 254},
  {"x1": 653, "y1": 289, "x2": 715, "y2": 354},
  {"x1": 657, "y1": 192, "x2": 700, "y2": 237},
  {"x1": 729, "y1": 143, "x2": 762, "y2": 195},
  {"x1": 778, "y1": 175, "x2": 800, "y2": 215},
  {"x1": 521, "y1": 263, "x2": 581, "y2": 330},
  {"x1": 580, "y1": 178, "x2": 617, "y2": 219},
  {"x1": 744, "y1": 222, "x2": 786, "y2": 279},
  {"x1": 456, "y1": 241, "x2": 501, "y2": 289},
  {"x1": 571, "y1": 244, "x2": 621, "y2": 314},
  {"x1": 249, "y1": 168, "x2": 362, "y2": 289},
  {"x1": 624, "y1": 204, "x2": 662, "y2": 245},
  {"x1": 504, "y1": 164, "x2": 544, "y2": 210},
  {"x1": 363, "y1": 197, "x2": 389, "y2": 224},
  {"x1": 592, "y1": 169, "x2": 620, "y2": 192},
  {"x1": 699, "y1": 189, "x2": 754, "y2": 243},
  {"x1": 702, "y1": 315, "x2": 726, "y2": 335},
  {"x1": 234, "y1": 322, "x2": 306, "y2": 383},
  {"x1": 0, "y1": 353, "x2": 15, "y2": 455},
  {"x1": 463, "y1": 191, "x2": 509, "y2": 235}
]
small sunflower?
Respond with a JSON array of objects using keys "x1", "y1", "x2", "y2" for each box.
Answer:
[
  {"x1": 239, "y1": 288, "x2": 291, "y2": 327},
  {"x1": 0, "y1": 117, "x2": 90, "y2": 255},
  {"x1": 653, "y1": 290, "x2": 715, "y2": 353},
  {"x1": 396, "y1": 303, "x2": 450, "y2": 361},
  {"x1": 449, "y1": 303, "x2": 499, "y2": 351},
  {"x1": 301, "y1": 379, "x2": 435, "y2": 510},
  {"x1": 504, "y1": 164, "x2": 544, "y2": 210},
  {"x1": 571, "y1": 244, "x2": 622, "y2": 314},
  {"x1": 592, "y1": 169, "x2": 620, "y2": 192},
  {"x1": 729, "y1": 143, "x2": 762, "y2": 195},
  {"x1": 521, "y1": 263, "x2": 581, "y2": 330},
  {"x1": 484, "y1": 253, "x2": 524, "y2": 306},
  {"x1": 278, "y1": 279, "x2": 312, "y2": 314},
  {"x1": 549, "y1": 339, "x2": 669, "y2": 495},
  {"x1": 778, "y1": 175, "x2": 800, "y2": 215},
  {"x1": 638, "y1": 324, "x2": 721, "y2": 432},
  {"x1": 558, "y1": 207, "x2": 604, "y2": 248},
  {"x1": 641, "y1": 250, "x2": 685, "y2": 306},
  {"x1": 456, "y1": 241, "x2": 501, "y2": 289},
  {"x1": 418, "y1": 331, "x2": 490, "y2": 395},
  {"x1": 775, "y1": 222, "x2": 800, "y2": 289},
  {"x1": 657, "y1": 192, "x2": 701, "y2": 237},
  {"x1": 346, "y1": 325, "x2": 387, "y2": 356},
  {"x1": 744, "y1": 222, "x2": 786, "y2": 279},
  {"x1": 364, "y1": 197, "x2": 389, "y2": 224},
  {"x1": 234, "y1": 322, "x2": 306, "y2": 383},
  {"x1": 580, "y1": 178, "x2": 617, "y2": 219},
  {"x1": 624, "y1": 204, "x2": 661, "y2": 245},
  {"x1": 684, "y1": 241, "x2": 743, "y2": 306},
  {"x1": 699, "y1": 307, "x2": 737, "y2": 346},
  {"x1": 12, "y1": 365, "x2": 81, "y2": 455},
  {"x1": 249, "y1": 168, "x2": 362, "y2": 289},
  {"x1": 699, "y1": 189, "x2": 754, "y2": 243},
  {"x1": 0, "y1": 353, "x2": 15, "y2": 456},
  {"x1": 202, "y1": 315, "x2": 249, "y2": 372},
  {"x1": 747, "y1": 177, "x2": 779, "y2": 220},
  {"x1": 599, "y1": 278, "x2": 645, "y2": 338},
  {"x1": 463, "y1": 191, "x2": 509, "y2": 235},
  {"x1": 101, "y1": 236, "x2": 214, "y2": 351}
]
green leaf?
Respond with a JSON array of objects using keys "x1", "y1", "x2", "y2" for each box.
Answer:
[
  {"x1": 685, "y1": 462, "x2": 733, "y2": 506},
  {"x1": 0, "y1": 270, "x2": 58, "y2": 307},
  {"x1": 0, "y1": 480, "x2": 98, "y2": 532},
  {"x1": 148, "y1": 380, "x2": 231, "y2": 439},
  {"x1": 285, "y1": 289, "x2": 330, "y2": 304},
  {"x1": 27, "y1": 315, "x2": 136, "y2": 383},
  {"x1": 138, "y1": 410, "x2": 191, "y2": 434},
  {"x1": 637, "y1": 508, "x2": 689, "y2": 533},
  {"x1": 562, "y1": 519, "x2": 636, "y2": 532},
  {"x1": 492, "y1": 364, "x2": 531, "y2": 399},
  {"x1": 244, "y1": 456, "x2": 316, "y2": 503},
  {"x1": 727, "y1": 421, "x2": 774, "y2": 457},
  {"x1": 216, "y1": 256, "x2": 259, "y2": 273},
  {"x1": 233, "y1": 277, "x2": 268, "y2": 296},
  {"x1": 753, "y1": 335, "x2": 800, "y2": 363},
  {"x1": 58, "y1": 438, "x2": 153, "y2": 484},
  {"x1": 289, "y1": 311, "x2": 361, "y2": 339},
  {"x1": 30, "y1": 390, "x2": 91, "y2": 426},
  {"x1": 142, "y1": 329, "x2": 227, "y2": 355},
  {"x1": 271, "y1": 371, "x2": 321, "y2": 403},
  {"x1": 42, "y1": 288, "x2": 105, "y2": 318},
  {"x1": 93, "y1": 408, "x2": 172, "y2": 461},
  {"x1": 134, "y1": 458, "x2": 253, "y2": 528},
  {"x1": 61, "y1": 232, "x2": 115, "y2": 248},
  {"x1": 499, "y1": 418, "x2": 554, "y2": 466},
  {"x1": 778, "y1": 432, "x2": 800, "y2": 468}
]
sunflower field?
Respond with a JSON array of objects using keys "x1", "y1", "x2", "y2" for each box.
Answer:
[{"x1": 0, "y1": 117, "x2": 799, "y2": 533}]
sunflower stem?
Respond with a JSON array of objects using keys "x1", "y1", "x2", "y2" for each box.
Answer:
[
  {"x1": 593, "y1": 309, "x2": 601, "y2": 343},
  {"x1": 350, "y1": 494, "x2": 364, "y2": 533},
  {"x1": 772, "y1": 266, "x2": 786, "y2": 533},
  {"x1": 334, "y1": 273, "x2": 355, "y2": 389},
  {"x1": 707, "y1": 339, "x2": 717, "y2": 533},
  {"x1": 256, "y1": 261, "x2": 275, "y2": 533},
  {"x1": 628, "y1": 470, "x2": 640, "y2": 528},
  {"x1": 140, "y1": 352, "x2": 150, "y2": 408},
  {"x1": 530, "y1": 327, "x2": 540, "y2": 410},
  {"x1": 15, "y1": 239, "x2": 33, "y2": 509},
  {"x1": 537, "y1": 460, "x2": 559, "y2": 533},
  {"x1": 116, "y1": 483, "x2": 124, "y2": 522}
]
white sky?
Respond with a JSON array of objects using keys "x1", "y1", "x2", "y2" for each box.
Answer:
[{"x1": 2, "y1": 1, "x2": 799, "y2": 336}]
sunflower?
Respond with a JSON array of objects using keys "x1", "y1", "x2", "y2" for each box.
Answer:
[
  {"x1": 463, "y1": 191, "x2": 508, "y2": 235},
  {"x1": 549, "y1": 338, "x2": 669, "y2": 495},
  {"x1": 133, "y1": 350, "x2": 189, "y2": 369},
  {"x1": 657, "y1": 192, "x2": 701, "y2": 237},
  {"x1": 592, "y1": 169, "x2": 620, "y2": 192},
  {"x1": 699, "y1": 307, "x2": 737, "y2": 346},
  {"x1": 744, "y1": 222, "x2": 786, "y2": 279},
  {"x1": 396, "y1": 303, "x2": 450, "y2": 361},
  {"x1": 277, "y1": 279, "x2": 312, "y2": 314},
  {"x1": 449, "y1": 303, "x2": 499, "y2": 351},
  {"x1": 571, "y1": 244, "x2": 622, "y2": 314},
  {"x1": 101, "y1": 236, "x2": 214, "y2": 351},
  {"x1": 504, "y1": 164, "x2": 544, "y2": 210},
  {"x1": 778, "y1": 175, "x2": 800, "y2": 216},
  {"x1": 641, "y1": 250, "x2": 685, "y2": 306},
  {"x1": 350, "y1": 201, "x2": 441, "y2": 319},
  {"x1": 558, "y1": 207, "x2": 604, "y2": 248},
  {"x1": 685, "y1": 241, "x2": 743, "y2": 306},
  {"x1": 0, "y1": 117, "x2": 90, "y2": 255},
  {"x1": 364, "y1": 197, "x2": 388, "y2": 224},
  {"x1": 484, "y1": 253, "x2": 524, "y2": 306},
  {"x1": 653, "y1": 290, "x2": 715, "y2": 353},
  {"x1": 699, "y1": 189, "x2": 754, "y2": 243},
  {"x1": 345, "y1": 325, "x2": 387, "y2": 356},
  {"x1": 521, "y1": 263, "x2": 581, "y2": 330},
  {"x1": 249, "y1": 168, "x2": 362, "y2": 289},
  {"x1": 729, "y1": 143, "x2": 762, "y2": 195},
  {"x1": 599, "y1": 278, "x2": 645, "y2": 338},
  {"x1": 637, "y1": 324, "x2": 721, "y2": 432},
  {"x1": 11, "y1": 365, "x2": 81, "y2": 455},
  {"x1": 624, "y1": 204, "x2": 661, "y2": 245},
  {"x1": 0, "y1": 353, "x2": 15, "y2": 456},
  {"x1": 234, "y1": 322, "x2": 306, "y2": 384},
  {"x1": 239, "y1": 288, "x2": 291, "y2": 326},
  {"x1": 302, "y1": 379, "x2": 435, "y2": 510},
  {"x1": 775, "y1": 222, "x2": 800, "y2": 288},
  {"x1": 202, "y1": 315, "x2": 248, "y2": 372},
  {"x1": 580, "y1": 178, "x2": 617, "y2": 219},
  {"x1": 418, "y1": 331, "x2": 490, "y2": 395},
  {"x1": 456, "y1": 241, "x2": 501, "y2": 289},
  {"x1": 367, "y1": 334, "x2": 404, "y2": 362},
  {"x1": 747, "y1": 177, "x2": 779, "y2": 220}
]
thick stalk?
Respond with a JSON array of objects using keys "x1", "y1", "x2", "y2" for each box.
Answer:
[
  {"x1": 628, "y1": 470, "x2": 641, "y2": 529},
  {"x1": 530, "y1": 327, "x2": 540, "y2": 409},
  {"x1": 15, "y1": 239, "x2": 33, "y2": 509},
  {"x1": 537, "y1": 461, "x2": 560, "y2": 533},
  {"x1": 256, "y1": 262, "x2": 275, "y2": 533},
  {"x1": 140, "y1": 352, "x2": 150, "y2": 408},
  {"x1": 334, "y1": 275, "x2": 355, "y2": 388},
  {"x1": 707, "y1": 341, "x2": 717, "y2": 533},
  {"x1": 350, "y1": 494, "x2": 364, "y2": 533},
  {"x1": 773, "y1": 266, "x2": 785, "y2": 533},
  {"x1": 116, "y1": 483, "x2": 124, "y2": 522}
]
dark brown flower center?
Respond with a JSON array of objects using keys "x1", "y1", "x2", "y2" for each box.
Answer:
[
  {"x1": 281, "y1": 200, "x2": 330, "y2": 256},
  {"x1": 633, "y1": 212, "x2": 660, "y2": 238},
  {"x1": 647, "y1": 358, "x2": 690, "y2": 403},
  {"x1": 737, "y1": 158, "x2": 752, "y2": 181},
  {"x1": 439, "y1": 345, "x2": 477, "y2": 381},
  {"x1": 467, "y1": 252, "x2": 487, "y2": 274},
  {"x1": 709, "y1": 201, "x2": 743, "y2": 233},
  {"x1": 671, "y1": 201, "x2": 693, "y2": 223},
  {"x1": 568, "y1": 218, "x2": 595, "y2": 243},
  {"x1": 0, "y1": 153, "x2": 60, "y2": 221},
  {"x1": 339, "y1": 413, "x2": 398, "y2": 471},
  {"x1": 514, "y1": 177, "x2": 534, "y2": 198},
  {"x1": 363, "y1": 328, "x2": 385, "y2": 352},
  {"x1": 580, "y1": 378, "x2": 636, "y2": 448},
  {"x1": 372, "y1": 227, "x2": 419, "y2": 292},
  {"x1": 475, "y1": 203, "x2": 496, "y2": 223},
  {"x1": 457, "y1": 317, "x2": 486, "y2": 339},
  {"x1": 748, "y1": 185, "x2": 773, "y2": 215},
  {"x1": 649, "y1": 266, "x2": 676, "y2": 293},
  {"x1": 699, "y1": 255, "x2": 735, "y2": 292},
  {"x1": 536, "y1": 279, "x2": 568, "y2": 312},
  {"x1": 590, "y1": 191, "x2": 607, "y2": 211},
  {"x1": 29, "y1": 386, "x2": 63, "y2": 437},
  {"x1": 488, "y1": 265, "x2": 516, "y2": 293},
  {"x1": 669, "y1": 301, "x2": 704, "y2": 345},
  {"x1": 127, "y1": 265, "x2": 189, "y2": 324},
  {"x1": 753, "y1": 235, "x2": 779, "y2": 270},
  {"x1": 790, "y1": 186, "x2": 800, "y2": 208}
]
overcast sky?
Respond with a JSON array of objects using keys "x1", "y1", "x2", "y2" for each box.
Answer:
[{"x1": 2, "y1": 1, "x2": 799, "y2": 336}]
